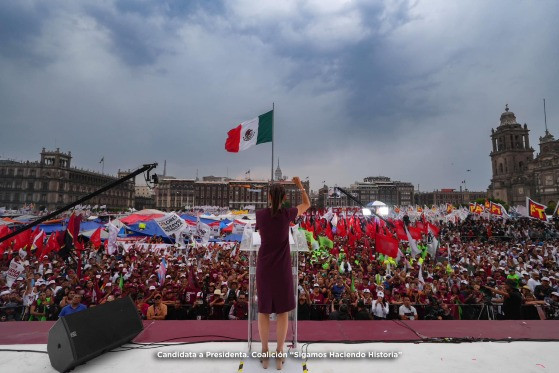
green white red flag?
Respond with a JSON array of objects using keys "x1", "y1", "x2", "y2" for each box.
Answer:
[{"x1": 225, "y1": 110, "x2": 273, "y2": 152}]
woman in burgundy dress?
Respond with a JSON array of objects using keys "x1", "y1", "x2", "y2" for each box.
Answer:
[{"x1": 256, "y1": 177, "x2": 310, "y2": 370}]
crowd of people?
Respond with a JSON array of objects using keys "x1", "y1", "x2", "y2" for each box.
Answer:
[{"x1": 1, "y1": 214, "x2": 559, "y2": 322}]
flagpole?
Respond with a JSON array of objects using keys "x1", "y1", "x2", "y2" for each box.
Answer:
[{"x1": 271, "y1": 102, "x2": 275, "y2": 182}]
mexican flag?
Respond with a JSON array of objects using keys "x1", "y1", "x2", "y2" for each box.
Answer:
[{"x1": 225, "y1": 110, "x2": 273, "y2": 152}]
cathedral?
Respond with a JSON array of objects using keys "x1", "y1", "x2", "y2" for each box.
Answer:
[{"x1": 488, "y1": 105, "x2": 559, "y2": 207}]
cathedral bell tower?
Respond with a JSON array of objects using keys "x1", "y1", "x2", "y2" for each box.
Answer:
[{"x1": 488, "y1": 105, "x2": 534, "y2": 205}]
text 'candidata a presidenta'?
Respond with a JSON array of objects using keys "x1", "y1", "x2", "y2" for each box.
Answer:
[{"x1": 156, "y1": 350, "x2": 403, "y2": 359}]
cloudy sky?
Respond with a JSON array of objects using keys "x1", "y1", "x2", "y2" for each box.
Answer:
[{"x1": 1, "y1": 0, "x2": 558, "y2": 193}]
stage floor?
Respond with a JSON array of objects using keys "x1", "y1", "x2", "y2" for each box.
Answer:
[
  {"x1": 1, "y1": 320, "x2": 558, "y2": 345},
  {"x1": 1, "y1": 321, "x2": 558, "y2": 372}
]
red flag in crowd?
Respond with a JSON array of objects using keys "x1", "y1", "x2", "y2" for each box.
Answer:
[
  {"x1": 314, "y1": 219, "x2": 323, "y2": 238},
  {"x1": 353, "y1": 218, "x2": 362, "y2": 239},
  {"x1": 365, "y1": 221, "x2": 376, "y2": 240},
  {"x1": 427, "y1": 222, "x2": 440, "y2": 237},
  {"x1": 415, "y1": 221, "x2": 427, "y2": 235},
  {"x1": 325, "y1": 223, "x2": 334, "y2": 241},
  {"x1": 13, "y1": 228, "x2": 33, "y2": 251},
  {"x1": 407, "y1": 225, "x2": 423, "y2": 241},
  {"x1": 0, "y1": 226, "x2": 11, "y2": 254},
  {"x1": 62, "y1": 213, "x2": 82, "y2": 253},
  {"x1": 337, "y1": 219, "x2": 346, "y2": 237},
  {"x1": 90, "y1": 227, "x2": 102, "y2": 248},
  {"x1": 31, "y1": 229, "x2": 46, "y2": 253},
  {"x1": 42, "y1": 231, "x2": 60, "y2": 257},
  {"x1": 393, "y1": 220, "x2": 408, "y2": 241},
  {"x1": 375, "y1": 231, "x2": 399, "y2": 258}
]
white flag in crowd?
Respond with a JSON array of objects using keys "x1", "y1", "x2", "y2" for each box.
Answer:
[
  {"x1": 196, "y1": 217, "x2": 211, "y2": 246},
  {"x1": 107, "y1": 222, "x2": 119, "y2": 255}
]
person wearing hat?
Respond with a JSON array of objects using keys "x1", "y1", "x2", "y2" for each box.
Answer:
[
  {"x1": 362, "y1": 288, "x2": 373, "y2": 307},
  {"x1": 371, "y1": 291, "x2": 389, "y2": 320},
  {"x1": 354, "y1": 299, "x2": 372, "y2": 320},
  {"x1": 527, "y1": 271, "x2": 541, "y2": 293},
  {"x1": 209, "y1": 289, "x2": 224, "y2": 320},
  {"x1": 506, "y1": 267, "x2": 520, "y2": 288},
  {"x1": 223, "y1": 280, "x2": 240, "y2": 319},
  {"x1": 146, "y1": 293, "x2": 167, "y2": 320},
  {"x1": 548, "y1": 292, "x2": 559, "y2": 320},
  {"x1": 308, "y1": 283, "x2": 326, "y2": 321},
  {"x1": 297, "y1": 288, "x2": 311, "y2": 321},
  {"x1": 534, "y1": 277, "x2": 553, "y2": 301}
]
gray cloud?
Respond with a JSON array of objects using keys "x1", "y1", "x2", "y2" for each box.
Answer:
[{"x1": 0, "y1": 0, "x2": 558, "y2": 196}]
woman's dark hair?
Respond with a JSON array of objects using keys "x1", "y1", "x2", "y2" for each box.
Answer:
[{"x1": 269, "y1": 183, "x2": 286, "y2": 217}]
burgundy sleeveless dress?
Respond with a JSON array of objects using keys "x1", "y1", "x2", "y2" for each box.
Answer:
[{"x1": 255, "y1": 207, "x2": 298, "y2": 314}]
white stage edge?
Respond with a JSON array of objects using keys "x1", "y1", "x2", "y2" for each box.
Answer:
[{"x1": 1, "y1": 341, "x2": 557, "y2": 373}]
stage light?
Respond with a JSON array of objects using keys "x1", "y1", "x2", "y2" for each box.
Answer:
[
  {"x1": 377, "y1": 206, "x2": 389, "y2": 216},
  {"x1": 362, "y1": 208, "x2": 372, "y2": 216}
]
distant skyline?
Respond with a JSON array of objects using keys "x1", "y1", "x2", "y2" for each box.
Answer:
[
  {"x1": 1, "y1": 1, "x2": 558, "y2": 192},
  {"x1": 0, "y1": 147, "x2": 488, "y2": 193}
]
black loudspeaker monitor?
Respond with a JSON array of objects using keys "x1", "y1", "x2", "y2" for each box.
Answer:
[{"x1": 48, "y1": 296, "x2": 143, "y2": 372}]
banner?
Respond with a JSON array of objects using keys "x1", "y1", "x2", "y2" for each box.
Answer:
[
  {"x1": 6, "y1": 259, "x2": 25, "y2": 287},
  {"x1": 527, "y1": 198, "x2": 547, "y2": 221},
  {"x1": 121, "y1": 243, "x2": 172, "y2": 253},
  {"x1": 154, "y1": 213, "x2": 187, "y2": 237}
]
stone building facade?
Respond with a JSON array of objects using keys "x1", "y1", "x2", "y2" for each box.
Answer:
[
  {"x1": 0, "y1": 148, "x2": 135, "y2": 211},
  {"x1": 488, "y1": 105, "x2": 559, "y2": 206},
  {"x1": 154, "y1": 178, "x2": 310, "y2": 211},
  {"x1": 415, "y1": 189, "x2": 487, "y2": 206},
  {"x1": 317, "y1": 176, "x2": 415, "y2": 208}
]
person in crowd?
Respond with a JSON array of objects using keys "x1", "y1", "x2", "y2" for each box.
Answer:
[
  {"x1": 371, "y1": 291, "x2": 390, "y2": 320},
  {"x1": 146, "y1": 293, "x2": 167, "y2": 320},
  {"x1": 354, "y1": 299, "x2": 372, "y2": 320},
  {"x1": 29, "y1": 291, "x2": 49, "y2": 321},
  {"x1": 399, "y1": 296, "x2": 418, "y2": 320},
  {"x1": 297, "y1": 288, "x2": 312, "y2": 320},
  {"x1": 189, "y1": 292, "x2": 210, "y2": 320},
  {"x1": 2, "y1": 210, "x2": 559, "y2": 325},
  {"x1": 228, "y1": 292, "x2": 248, "y2": 320},
  {"x1": 59, "y1": 294, "x2": 87, "y2": 317},
  {"x1": 135, "y1": 294, "x2": 150, "y2": 319},
  {"x1": 209, "y1": 289, "x2": 225, "y2": 320},
  {"x1": 329, "y1": 299, "x2": 351, "y2": 320},
  {"x1": 483, "y1": 280, "x2": 522, "y2": 319},
  {"x1": 534, "y1": 277, "x2": 553, "y2": 300}
]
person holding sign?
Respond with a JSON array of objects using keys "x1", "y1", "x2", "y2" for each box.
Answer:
[{"x1": 255, "y1": 177, "x2": 310, "y2": 369}]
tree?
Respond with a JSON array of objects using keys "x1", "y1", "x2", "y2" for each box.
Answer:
[{"x1": 545, "y1": 201, "x2": 556, "y2": 215}]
